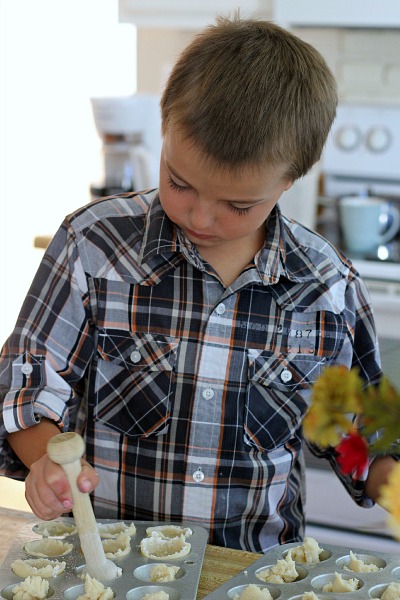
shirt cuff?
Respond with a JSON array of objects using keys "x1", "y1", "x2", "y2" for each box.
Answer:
[{"x1": 3, "y1": 389, "x2": 69, "y2": 434}]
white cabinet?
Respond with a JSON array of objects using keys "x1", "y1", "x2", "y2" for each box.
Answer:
[
  {"x1": 274, "y1": 0, "x2": 400, "y2": 29},
  {"x1": 119, "y1": 0, "x2": 271, "y2": 29}
]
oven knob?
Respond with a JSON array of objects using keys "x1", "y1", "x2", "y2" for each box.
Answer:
[
  {"x1": 365, "y1": 126, "x2": 392, "y2": 153},
  {"x1": 335, "y1": 125, "x2": 362, "y2": 151}
]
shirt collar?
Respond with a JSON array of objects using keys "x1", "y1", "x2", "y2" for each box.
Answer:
[
  {"x1": 138, "y1": 194, "x2": 206, "y2": 275},
  {"x1": 139, "y1": 194, "x2": 179, "y2": 262},
  {"x1": 138, "y1": 194, "x2": 325, "y2": 287},
  {"x1": 257, "y1": 204, "x2": 329, "y2": 287}
]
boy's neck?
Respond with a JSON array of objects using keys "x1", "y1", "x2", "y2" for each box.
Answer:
[{"x1": 197, "y1": 227, "x2": 265, "y2": 287}]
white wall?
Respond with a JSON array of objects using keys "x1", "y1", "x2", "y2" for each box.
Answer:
[
  {"x1": 290, "y1": 28, "x2": 400, "y2": 106},
  {"x1": 0, "y1": 0, "x2": 136, "y2": 345}
]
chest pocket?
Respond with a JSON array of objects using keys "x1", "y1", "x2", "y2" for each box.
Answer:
[
  {"x1": 92, "y1": 328, "x2": 179, "y2": 437},
  {"x1": 244, "y1": 350, "x2": 325, "y2": 452}
]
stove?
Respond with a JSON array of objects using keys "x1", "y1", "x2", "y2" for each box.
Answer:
[
  {"x1": 323, "y1": 104, "x2": 400, "y2": 192},
  {"x1": 318, "y1": 103, "x2": 400, "y2": 359},
  {"x1": 320, "y1": 103, "x2": 400, "y2": 275}
]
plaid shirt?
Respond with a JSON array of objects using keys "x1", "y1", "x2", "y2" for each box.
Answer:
[{"x1": 0, "y1": 190, "x2": 382, "y2": 552}]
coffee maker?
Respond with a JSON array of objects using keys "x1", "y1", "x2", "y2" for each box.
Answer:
[{"x1": 90, "y1": 94, "x2": 162, "y2": 198}]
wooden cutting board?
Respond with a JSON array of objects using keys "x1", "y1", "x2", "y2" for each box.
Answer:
[
  {"x1": 197, "y1": 543, "x2": 261, "y2": 599},
  {"x1": 0, "y1": 507, "x2": 261, "y2": 598}
]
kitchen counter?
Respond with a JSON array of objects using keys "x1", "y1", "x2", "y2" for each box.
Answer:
[
  {"x1": 0, "y1": 507, "x2": 261, "y2": 599},
  {"x1": 0, "y1": 507, "x2": 37, "y2": 562}
]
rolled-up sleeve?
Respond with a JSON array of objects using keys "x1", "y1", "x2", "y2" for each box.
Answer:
[
  {"x1": 0, "y1": 219, "x2": 95, "y2": 477},
  {"x1": 307, "y1": 269, "x2": 382, "y2": 508}
]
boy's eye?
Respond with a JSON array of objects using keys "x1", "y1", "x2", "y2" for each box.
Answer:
[
  {"x1": 168, "y1": 176, "x2": 187, "y2": 192},
  {"x1": 227, "y1": 203, "x2": 251, "y2": 216},
  {"x1": 167, "y1": 173, "x2": 252, "y2": 216}
]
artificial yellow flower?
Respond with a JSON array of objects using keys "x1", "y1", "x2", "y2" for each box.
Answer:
[
  {"x1": 303, "y1": 403, "x2": 348, "y2": 447},
  {"x1": 311, "y1": 365, "x2": 363, "y2": 414},
  {"x1": 303, "y1": 365, "x2": 362, "y2": 447},
  {"x1": 304, "y1": 364, "x2": 400, "y2": 541},
  {"x1": 378, "y1": 462, "x2": 400, "y2": 540}
]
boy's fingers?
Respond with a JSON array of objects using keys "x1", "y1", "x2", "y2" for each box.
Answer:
[
  {"x1": 25, "y1": 467, "x2": 71, "y2": 520},
  {"x1": 77, "y1": 462, "x2": 100, "y2": 493},
  {"x1": 44, "y1": 460, "x2": 70, "y2": 496},
  {"x1": 45, "y1": 458, "x2": 98, "y2": 495},
  {"x1": 28, "y1": 454, "x2": 98, "y2": 519}
]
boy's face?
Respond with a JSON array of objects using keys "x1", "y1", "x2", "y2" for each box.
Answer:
[{"x1": 159, "y1": 129, "x2": 293, "y2": 254}]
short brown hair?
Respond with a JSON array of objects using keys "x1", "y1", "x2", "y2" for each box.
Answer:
[{"x1": 161, "y1": 16, "x2": 337, "y2": 180}]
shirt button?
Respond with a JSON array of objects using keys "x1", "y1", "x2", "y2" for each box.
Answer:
[
  {"x1": 280, "y1": 368, "x2": 293, "y2": 383},
  {"x1": 216, "y1": 303, "x2": 226, "y2": 315},
  {"x1": 193, "y1": 468, "x2": 205, "y2": 483},
  {"x1": 130, "y1": 350, "x2": 141, "y2": 363},
  {"x1": 202, "y1": 387, "x2": 215, "y2": 400},
  {"x1": 21, "y1": 363, "x2": 33, "y2": 375}
]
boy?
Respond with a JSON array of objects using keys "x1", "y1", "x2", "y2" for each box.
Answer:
[{"x1": 0, "y1": 16, "x2": 395, "y2": 553}]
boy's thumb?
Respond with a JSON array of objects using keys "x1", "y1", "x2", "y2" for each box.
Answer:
[{"x1": 77, "y1": 463, "x2": 100, "y2": 493}]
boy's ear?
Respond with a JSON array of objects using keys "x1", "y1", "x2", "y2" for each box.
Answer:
[{"x1": 284, "y1": 180, "x2": 294, "y2": 192}]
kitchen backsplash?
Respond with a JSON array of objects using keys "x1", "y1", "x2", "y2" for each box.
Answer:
[
  {"x1": 122, "y1": 0, "x2": 400, "y2": 106},
  {"x1": 292, "y1": 28, "x2": 400, "y2": 106}
]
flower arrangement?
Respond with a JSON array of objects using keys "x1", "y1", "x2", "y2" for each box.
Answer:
[{"x1": 302, "y1": 365, "x2": 400, "y2": 539}]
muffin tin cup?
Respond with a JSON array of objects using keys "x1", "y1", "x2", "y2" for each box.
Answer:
[
  {"x1": 202, "y1": 541, "x2": 400, "y2": 600},
  {"x1": 0, "y1": 519, "x2": 209, "y2": 600}
]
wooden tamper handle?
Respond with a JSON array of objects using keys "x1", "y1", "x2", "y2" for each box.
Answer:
[{"x1": 47, "y1": 432, "x2": 121, "y2": 581}]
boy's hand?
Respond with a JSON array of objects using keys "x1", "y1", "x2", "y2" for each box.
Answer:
[{"x1": 25, "y1": 453, "x2": 99, "y2": 520}]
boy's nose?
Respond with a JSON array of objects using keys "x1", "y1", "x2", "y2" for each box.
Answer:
[{"x1": 189, "y1": 197, "x2": 213, "y2": 231}]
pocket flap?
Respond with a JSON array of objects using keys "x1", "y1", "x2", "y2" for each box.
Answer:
[
  {"x1": 248, "y1": 349, "x2": 325, "y2": 391},
  {"x1": 97, "y1": 329, "x2": 179, "y2": 371}
]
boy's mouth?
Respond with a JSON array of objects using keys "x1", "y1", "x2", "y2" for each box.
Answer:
[{"x1": 185, "y1": 228, "x2": 214, "y2": 240}]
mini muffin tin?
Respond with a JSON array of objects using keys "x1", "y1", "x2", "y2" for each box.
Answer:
[
  {"x1": 202, "y1": 541, "x2": 400, "y2": 599},
  {"x1": 0, "y1": 518, "x2": 209, "y2": 600}
]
